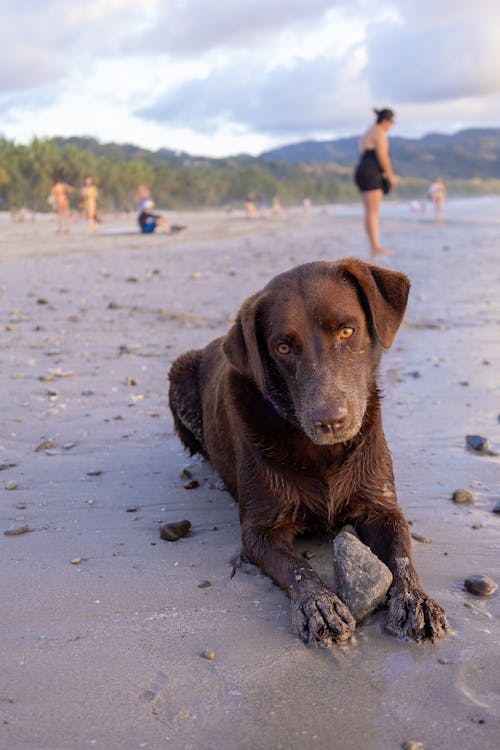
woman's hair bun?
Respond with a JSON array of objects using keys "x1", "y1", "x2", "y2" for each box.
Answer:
[{"x1": 374, "y1": 107, "x2": 394, "y2": 123}]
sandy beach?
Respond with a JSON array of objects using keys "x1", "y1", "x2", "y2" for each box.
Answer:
[{"x1": 1, "y1": 199, "x2": 499, "y2": 750}]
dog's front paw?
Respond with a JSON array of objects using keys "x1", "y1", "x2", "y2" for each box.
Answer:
[
  {"x1": 385, "y1": 583, "x2": 449, "y2": 642},
  {"x1": 291, "y1": 588, "x2": 356, "y2": 647}
]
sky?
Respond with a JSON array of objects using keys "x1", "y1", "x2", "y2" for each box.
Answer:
[{"x1": 1, "y1": 0, "x2": 500, "y2": 158}]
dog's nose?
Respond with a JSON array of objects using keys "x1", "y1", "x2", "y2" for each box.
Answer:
[{"x1": 313, "y1": 406, "x2": 348, "y2": 433}]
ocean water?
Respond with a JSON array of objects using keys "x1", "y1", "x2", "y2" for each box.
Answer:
[{"x1": 329, "y1": 194, "x2": 500, "y2": 225}]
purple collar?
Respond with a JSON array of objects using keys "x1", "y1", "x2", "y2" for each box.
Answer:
[{"x1": 265, "y1": 393, "x2": 293, "y2": 422}]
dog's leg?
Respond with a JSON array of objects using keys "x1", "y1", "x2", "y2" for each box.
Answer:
[
  {"x1": 353, "y1": 508, "x2": 449, "y2": 642},
  {"x1": 241, "y1": 524, "x2": 355, "y2": 647},
  {"x1": 168, "y1": 350, "x2": 207, "y2": 458}
]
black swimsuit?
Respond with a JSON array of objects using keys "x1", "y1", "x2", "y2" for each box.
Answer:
[{"x1": 354, "y1": 149, "x2": 386, "y2": 192}]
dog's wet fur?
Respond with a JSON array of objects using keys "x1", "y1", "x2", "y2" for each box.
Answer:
[{"x1": 169, "y1": 258, "x2": 448, "y2": 646}]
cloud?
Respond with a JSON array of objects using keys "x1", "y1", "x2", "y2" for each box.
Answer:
[
  {"x1": 134, "y1": 0, "x2": 500, "y2": 139},
  {"x1": 137, "y1": 54, "x2": 368, "y2": 137},
  {"x1": 2, "y1": 0, "x2": 500, "y2": 155},
  {"x1": 0, "y1": 0, "x2": 150, "y2": 92},
  {"x1": 132, "y1": 0, "x2": 346, "y2": 55},
  {"x1": 366, "y1": 3, "x2": 500, "y2": 103}
]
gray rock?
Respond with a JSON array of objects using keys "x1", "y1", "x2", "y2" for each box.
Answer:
[
  {"x1": 332, "y1": 531, "x2": 393, "y2": 622},
  {"x1": 465, "y1": 435, "x2": 498, "y2": 456},
  {"x1": 464, "y1": 575, "x2": 497, "y2": 596},
  {"x1": 452, "y1": 489, "x2": 475, "y2": 504},
  {"x1": 411, "y1": 532, "x2": 431, "y2": 543},
  {"x1": 466, "y1": 434, "x2": 488, "y2": 451},
  {"x1": 4, "y1": 524, "x2": 30, "y2": 536},
  {"x1": 160, "y1": 519, "x2": 191, "y2": 541},
  {"x1": 492, "y1": 501, "x2": 500, "y2": 514}
]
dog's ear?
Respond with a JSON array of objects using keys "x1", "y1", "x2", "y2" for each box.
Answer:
[
  {"x1": 222, "y1": 292, "x2": 268, "y2": 390},
  {"x1": 341, "y1": 258, "x2": 410, "y2": 348}
]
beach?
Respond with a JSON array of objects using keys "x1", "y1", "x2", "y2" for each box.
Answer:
[{"x1": 1, "y1": 199, "x2": 499, "y2": 750}]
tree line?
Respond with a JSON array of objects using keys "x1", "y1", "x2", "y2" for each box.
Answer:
[{"x1": 0, "y1": 136, "x2": 496, "y2": 213}]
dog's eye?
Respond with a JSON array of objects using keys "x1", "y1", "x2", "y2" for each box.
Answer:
[
  {"x1": 276, "y1": 342, "x2": 292, "y2": 355},
  {"x1": 339, "y1": 327, "x2": 354, "y2": 339}
]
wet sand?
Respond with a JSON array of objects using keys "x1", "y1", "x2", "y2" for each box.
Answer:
[{"x1": 1, "y1": 201, "x2": 499, "y2": 750}]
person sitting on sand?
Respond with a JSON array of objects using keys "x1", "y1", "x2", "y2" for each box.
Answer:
[
  {"x1": 51, "y1": 177, "x2": 74, "y2": 234},
  {"x1": 138, "y1": 200, "x2": 171, "y2": 233}
]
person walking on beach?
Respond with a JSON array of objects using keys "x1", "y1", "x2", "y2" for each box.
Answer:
[
  {"x1": 428, "y1": 176, "x2": 446, "y2": 223},
  {"x1": 50, "y1": 177, "x2": 73, "y2": 234},
  {"x1": 354, "y1": 108, "x2": 398, "y2": 256},
  {"x1": 81, "y1": 176, "x2": 99, "y2": 233}
]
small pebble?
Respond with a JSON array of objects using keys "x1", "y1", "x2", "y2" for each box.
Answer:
[
  {"x1": 402, "y1": 742, "x2": 423, "y2": 750},
  {"x1": 302, "y1": 550, "x2": 316, "y2": 560},
  {"x1": 201, "y1": 648, "x2": 216, "y2": 660},
  {"x1": 71, "y1": 558, "x2": 82, "y2": 565},
  {"x1": 35, "y1": 440, "x2": 55, "y2": 452},
  {"x1": 87, "y1": 470, "x2": 102, "y2": 476},
  {"x1": 466, "y1": 435, "x2": 488, "y2": 452},
  {"x1": 471, "y1": 524, "x2": 483, "y2": 530},
  {"x1": 160, "y1": 520, "x2": 191, "y2": 541},
  {"x1": 438, "y1": 658, "x2": 448, "y2": 664},
  {"x1": 4, "y1": 524, "x2": 29, "y2": 536},
  {"x1": 452, "y1": 489, "x2": 475, "y2": 504},
  {"x1": 183, "y1": 479, "x2": 199, "y2": 490},
  {"x1": 464, "y1": 575, "x2": 497, "y2": 596},
  {"x1": 126, "y1": 506, "x2": 138, "y2": 513},
  {"x1": 197, "y1": 580, "x2": 212, "y2": 588},
  {"x1": 411, "y1": 532, "x2": 431, "y2": 543},
  {"x1": 6, "y1": 481, "x2": 18, "y2": 490},
  {"x1": 180, "y1": 468, "x2": 192, "y2": 480}
]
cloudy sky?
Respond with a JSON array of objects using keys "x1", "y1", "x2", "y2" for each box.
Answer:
[{"x1": 1, "y1": 0, "x2": 500, "y2": 157}]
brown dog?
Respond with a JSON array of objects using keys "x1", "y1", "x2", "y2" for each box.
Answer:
[{"x1": 168, "y1": 258, "x2": 448, "y2": 646}]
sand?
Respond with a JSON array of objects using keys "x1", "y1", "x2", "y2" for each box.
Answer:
[{"x1": 1, "y1": 199, "x2": 499, "y2": 750}]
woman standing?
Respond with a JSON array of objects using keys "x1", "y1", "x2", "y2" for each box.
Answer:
[
  {"x1": 354, "y1": 108, "x2": 398, "y2": 256},
  {"x1": 81, "y1": 176, "x2": 99, "y2": 233},
  {"x1": 51, "y1": 177, "x2": 73, "y2": 234}
]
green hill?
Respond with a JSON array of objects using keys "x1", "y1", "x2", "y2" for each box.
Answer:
[
  {"x1": 1, "y1": 129, "x2": 499, "y2": 211},
  {"x1": 261, "y1": 129, "x2": 500, "y2": 180}
]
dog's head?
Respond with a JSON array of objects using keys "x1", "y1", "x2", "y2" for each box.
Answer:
[{"x1": 222, "y1": 258, "x2": 410, "y2": 445}]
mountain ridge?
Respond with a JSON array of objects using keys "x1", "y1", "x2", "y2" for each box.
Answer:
[{"x1": 260, "y1": 128, "x2": 500, "y2": 180}]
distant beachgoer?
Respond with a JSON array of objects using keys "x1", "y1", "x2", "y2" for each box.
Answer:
[
  {"x1": 354, "y1": 108, "x2": 398, "y2": 256},
  {"x1": 135, "y1": 184, "x2": 151, "y2": 212},
  {"x1": 51, "y1": 178, "x2": 73, "y2": 234},
  {"x1": 245, "y1": 192, "x2": 256, "y2": 219},
  {"x1": 303, "y1": 197, "x2": 312, "y2": 216},
  {"x1": 272, "y1": 196, "x2": 282, "y2": 216},
  {"x1": 428, "y1": 176, "x2": 446, "y2": 223},
  {"x1": 81, "y1": 176, "x2": 99, "y2": 233},
  {"x1": 138, "y1": 200, "x2": 171, "y2": 234}
]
